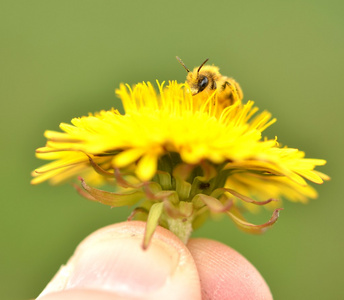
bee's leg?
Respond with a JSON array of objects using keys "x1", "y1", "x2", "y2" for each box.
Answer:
[
  {"x1": 220, "y1": 79, "x2": 243, "y2": 105},
  {"x1": 210, "y1": 80, "x2": 217, "y2": 90}
]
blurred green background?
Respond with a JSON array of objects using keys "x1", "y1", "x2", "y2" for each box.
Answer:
[{"x1": 1, "y1": 0, "x2": 343, "y2": 299}]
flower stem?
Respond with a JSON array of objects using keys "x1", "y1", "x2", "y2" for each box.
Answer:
[{"x1": 167, "y1": 218, "x2": 193, "y2": 244}]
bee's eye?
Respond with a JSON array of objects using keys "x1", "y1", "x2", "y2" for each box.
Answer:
[{"x1": 198, "y1": 76, "x2": 209, "y2": 92}]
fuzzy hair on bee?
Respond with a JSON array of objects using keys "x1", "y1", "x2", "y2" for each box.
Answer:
[{"x1": 176, "y1": 56, "x2": 243, "y2": 107}]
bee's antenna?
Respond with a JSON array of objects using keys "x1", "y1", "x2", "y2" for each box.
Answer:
[
  {"x1": 176, "y1": 56, "x2": 190, "y2": 73},
  {"x1": 197, "y1": 58, "x2": 209, "y2": 74}
]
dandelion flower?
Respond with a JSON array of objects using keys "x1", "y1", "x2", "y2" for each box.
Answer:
[{"x1": 32, "y1": 81, "x2": 329, "y2": 248}]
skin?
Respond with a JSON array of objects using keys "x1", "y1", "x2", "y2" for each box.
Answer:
[{"x1": 37, "y1": 221, "x2": 272, "y2": 300}]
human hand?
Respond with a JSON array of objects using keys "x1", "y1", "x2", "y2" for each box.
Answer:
[{"x1": 37, "y1": 221, "x2": 272, "y2": 300}]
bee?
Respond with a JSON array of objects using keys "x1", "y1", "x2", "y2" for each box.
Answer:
[{"x1": 176, "y1": 56, "x2": 243, "y2": 106}]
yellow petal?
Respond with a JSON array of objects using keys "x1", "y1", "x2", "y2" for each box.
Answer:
[
  {"x1": 136, "y1": 152, "x2": 159, "y2": 181},
  {"x1": 112, "y1": 148, "x2": 146, "y2": 167}
]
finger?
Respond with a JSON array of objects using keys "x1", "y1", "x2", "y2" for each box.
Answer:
[
  {"x1": 38, "y1": 221, "x2": 201, "y2": 300},
  {"x1": 187, "y1": 238, "x2": 273, "y2": 300}
]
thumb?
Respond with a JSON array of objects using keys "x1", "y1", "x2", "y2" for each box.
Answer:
[{"x1": 37, "y1": 221, "x2": 201, "y2": 300}]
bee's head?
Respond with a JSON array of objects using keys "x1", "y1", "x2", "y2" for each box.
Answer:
[{"x1": 176, "y1": 57, "x2": 210, "y2": 95}]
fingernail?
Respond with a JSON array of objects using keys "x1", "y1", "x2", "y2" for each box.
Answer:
[{"x1": 64, "y1": 226, "x2": 180, "y2": 297}]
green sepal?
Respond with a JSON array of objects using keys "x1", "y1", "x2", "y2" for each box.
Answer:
[
  {"x1": 164, "y1": 201, "x2": 188, "y2": 218},
  {"x1": 154, "y1": 191, "x2": 179, "y2": 204},
  {"x1": 178, "y1": 201, "x2": 193, "y2": 217},
  {"x1": 211, "y1": 188, "x2": 277, "y2": 205},
  {"x1": 79, "y1": 177, "x2": 143, "y2": 207},
  {"x1": 157, "y1": 171, "x2": 172, "y2": 190},
  {"x1": 175, "y1": 178, "x2": 191, "y2": 201},
  {"x1": 84, "y1": 153, "x2": 114, "y2": 178},
  {"x1": 193, "y1": 194, "x2": 233, "y2": 212},
  {"x1": 227, "y1": 207, "x2": 283, "y2": 234},
  {"x1": 192, "y1": 207, "x2": 209, "y2": 230},
  {"x1": 143, "y1": 202, "x2": 164, "y2": 249}
]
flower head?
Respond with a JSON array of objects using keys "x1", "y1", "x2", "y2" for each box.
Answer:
[{"x1": 32, "y1": 81, "x2": 329, "y2": 248}]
